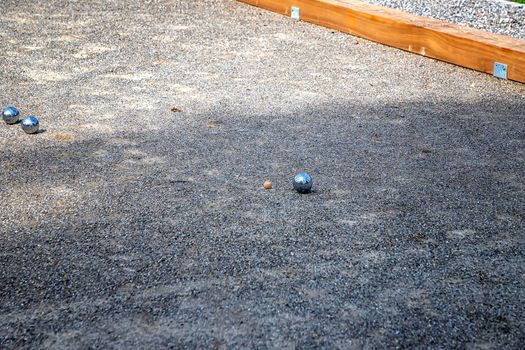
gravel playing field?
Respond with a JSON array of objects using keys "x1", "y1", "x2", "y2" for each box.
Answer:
[{"x1": 1, "y1": 0, "x2": 524, "y2": 348}]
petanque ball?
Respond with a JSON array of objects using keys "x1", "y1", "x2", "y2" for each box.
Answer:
[
  {"x1": 21, "y1": 116, "x2": 39, "y2": 134},
  {"x1": 293, "y1": 172, "x2": 313, "y2": 193},
  {"x1": 2, "y1": 106, "x2": 20, "y2": 125}
]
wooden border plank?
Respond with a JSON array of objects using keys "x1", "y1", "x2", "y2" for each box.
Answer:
[{"x1": 238, "y1": 0, "x2": 525, "y2": 84}]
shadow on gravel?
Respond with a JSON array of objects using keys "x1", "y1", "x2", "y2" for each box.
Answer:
[{"x1": 0, "y1": 97, "x2": 524, "y2": 348}]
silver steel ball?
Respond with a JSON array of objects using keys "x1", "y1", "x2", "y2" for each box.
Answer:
[
  {"x1": 2, "y1": 106, "x2": 19, "y2": 125},
  {"x1": 21, "y1": 116, "x2": 39, "y2": 134},
  {"x1": 293, "y1": 172, "x2": 313, "y2": 193}
]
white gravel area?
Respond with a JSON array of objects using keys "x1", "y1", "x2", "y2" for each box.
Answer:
[{"x1": 361, "y1": 0, "x2": 525, "y2": 40}]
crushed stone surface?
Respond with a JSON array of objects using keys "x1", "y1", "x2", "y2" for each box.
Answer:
[{"x1": 1, "y1": 0, "x2": 524, "y2": 348}]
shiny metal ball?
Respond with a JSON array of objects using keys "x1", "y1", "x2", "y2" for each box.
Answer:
[
  {"x1": 293, "y1": 172, "x2": 313, "y2": 193},
  {"x1": 21, "y1": 116, "x2": 39, "y2": 134},
  {"x1": 2, "y1": 106, "x2": 19, "y2": 125}
]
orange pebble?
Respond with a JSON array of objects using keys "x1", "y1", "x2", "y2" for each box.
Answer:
[{"x1": 263, "y1": 180, "x2": 273, "y2": 190}]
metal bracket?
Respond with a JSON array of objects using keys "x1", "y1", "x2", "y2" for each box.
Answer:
[
  {"x1": 291, "y1": 6, "x2": 300, "y2": 20},
  {"x1": 494, "y1": 62, "x2": 508, "y2": 80}
]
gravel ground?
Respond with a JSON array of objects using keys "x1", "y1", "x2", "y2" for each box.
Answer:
[
  {"x1": 1, "y1": 0, "x2": 525, "y2": 348},
  {"x1": 362, "y1": 0, "x2": 525, "y2": 40}
]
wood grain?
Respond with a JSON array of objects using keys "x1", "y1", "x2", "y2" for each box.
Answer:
[{"x1": 238, "y1": 0, "x2": 525, "y2": 84}]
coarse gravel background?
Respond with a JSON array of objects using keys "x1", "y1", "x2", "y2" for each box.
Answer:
[
  {"x1": 1, "y1": 0, "x2": 525, "y2": 348},
  {"x1": 361, "y1": 0, "x2": 525, "y2": 40}
]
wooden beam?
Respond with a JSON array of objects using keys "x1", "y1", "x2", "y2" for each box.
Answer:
[{"x1": 238, "y1": 0, "x2": 525, "y2": 84}]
